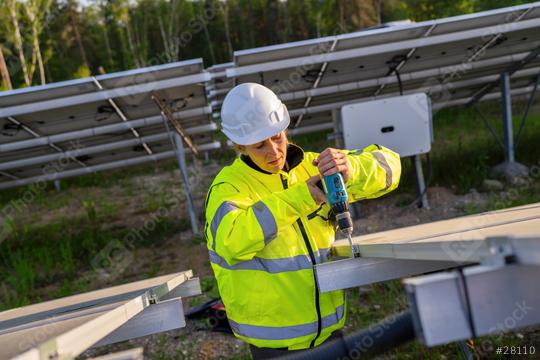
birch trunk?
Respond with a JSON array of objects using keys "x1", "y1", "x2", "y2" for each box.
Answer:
[
  {"x1": 0, "y1": 46, "x2": 13, "y2": 90},
  {"x1": 125, "y1": 20, "x2": 141, "y2": 68},
  {"x1": 7, "y1": 0, "x2": 31, "y2": 86},
  {"x1": 68, "y1": 0, "x2": 89, "y2": 69},
  {"x1": 24, "y1": 0, "x2": 47, "y2": 85},
  {"x1": 220, "y1": 2, "x2": 233, "y2": 60},
  {"x1": 375, "y1": 0, "x2": 382, "y2": 25}
]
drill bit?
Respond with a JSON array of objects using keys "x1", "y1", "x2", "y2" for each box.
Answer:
[
  {"x1": 345, "y1": 231, "x2": 360, "y2": 258},
  {"x1": 346, "y1": 233, "x2": 355, "y2": 258}
]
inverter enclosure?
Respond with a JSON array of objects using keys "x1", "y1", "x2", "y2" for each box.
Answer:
[{"x1": 341, "y1": 93, "x2": 433, "y2": 157}]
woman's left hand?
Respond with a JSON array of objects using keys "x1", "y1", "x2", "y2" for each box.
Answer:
[{"x1": 312, "y1": 148, "x2": 352, "y2": 183}]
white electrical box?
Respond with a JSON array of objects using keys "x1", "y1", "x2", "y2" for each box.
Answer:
[{"x1": 341, "y1": 93, "x2": 433, "y2": 157}]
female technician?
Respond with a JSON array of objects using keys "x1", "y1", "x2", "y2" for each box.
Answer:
[{"x1": 205, "y1": 83, "x2": 401, "y2": 359}]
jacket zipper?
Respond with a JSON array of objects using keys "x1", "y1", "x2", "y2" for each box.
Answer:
[{"x1": 280, "y1": 174, "x2": 322, "y2": 348}]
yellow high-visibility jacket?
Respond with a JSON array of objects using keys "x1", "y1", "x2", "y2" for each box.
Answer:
[{"x1": 205, "y1": 144, "x2": 401, "y2": 350}]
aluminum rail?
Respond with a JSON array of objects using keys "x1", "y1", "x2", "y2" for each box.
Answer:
[
  {"x1": 92, "y1": 77, "x2": 153, "y2": 155},
  {"x1": 226, "y1": 18, "x2": 540, "y2": 77},
  {"x1": 469, "y1": 43, "x2": 540, "y2": 105},
  {"x1": 0, "y1": 72, "x2": 211, "y2": 118},
  {"x1": 432, "y1": 85, "x2": 539, "y2": 110},
  {"x1": 0, "y1": 273, "x2": 196, "y2": 333},
  {"x1": 332, "y1": 203, "x2": 540, "y2": 261},
  {"x1": 280, "y1": 52, "x2": 534, "y2": 102},
  {"x1": 0, "y1": 133, "x2": 171, "y2": 171},
  {"x1": 285, "y1": 66, "x2": 540, "y2": 118},
  {"x1": 6, "y1": 116, "x2": 88, "y2": 169},
  {"x1": 0, "y1": 141, "x2": 221, "y2": 190},
  {"x1": 210, "y1": 50, "x2": 537, "y2": 109},
  {"x1": 265, "y1": 84, "x2": 537, "y2": 139},
  {"x1": 1, "y1": 271, "x2": 200, "y2": 360},
  {"x1": 0, "y1": 59, "x2": 203, "y2": 100},
  {"x1": 316, "y1": 203, "x2": 540, "y2": 293},
  {"x1": 0, "y1": 106, "x2": 213, "y2": 153}
]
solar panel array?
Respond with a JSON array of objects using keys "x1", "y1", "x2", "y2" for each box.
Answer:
[
  {"x1": 1, "y1": 3, "x2": 540, "y2": 189},
  {"x1": 209, "y1": 2, "x2": 540, "y2": 135},
  {"x1": 0, "y1": 59, "x2": 218, "y2": 189}
]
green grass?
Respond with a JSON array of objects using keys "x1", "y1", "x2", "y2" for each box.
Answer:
[
  {"x1": 484, "y1": 173, "x2": 540, "y2": 211},
  {"x1": 0, "y1": 206, "x2": 189, "y2": 311},
  {"x1": 379, "y1": 104, "x2": 540, "y2": 195}
]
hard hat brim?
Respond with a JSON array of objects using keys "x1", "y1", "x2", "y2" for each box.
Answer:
[{"x1": 222, "y1": 106, "x2": 290, "y2": 146}]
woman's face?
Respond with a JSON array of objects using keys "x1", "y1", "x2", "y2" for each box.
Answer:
[{"x1": 240, "y1": 131, "x2": 288, "y2": 173}]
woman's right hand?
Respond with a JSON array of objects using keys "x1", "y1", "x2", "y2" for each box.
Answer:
[{"x1": 307, "y1": 175, "x2": 326, "y2": 205}]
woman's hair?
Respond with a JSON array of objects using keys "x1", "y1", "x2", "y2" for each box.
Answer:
[{"x1": 232, "y1": 130, "x2": 289, "y2": 155}]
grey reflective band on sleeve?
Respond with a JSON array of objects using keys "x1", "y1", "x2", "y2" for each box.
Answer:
[
  {"x1": 252, "y1": 201, "x2": 278, "y2": 244},
  {"x1": 228, "y1": 304, "x2": 344, "y2": 340},
  {"x1": 211, "y1": 201, "x2": 240, "y2": 250},
  {"x1": 371, "y1": 151, "x2": 393, "y2": 190},
  {"x1": 208, "y1": 250, "x2": 312, "y2": 273}
]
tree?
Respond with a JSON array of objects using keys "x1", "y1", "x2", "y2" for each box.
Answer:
[
  {"x1": 66, "y1": 0, "x2": 90, "y2": 69},
  {"x1": 399, "y1": 0, "x2": 474, "y2": 22},
  {"x1": 23, "y1": 0, "x2": 51, "y2": 85},
  {"x1": 7, "y1": 0, "x2": 31, "y2": 86},
  {"x1": 0, "y1": 45, "x2": 13, "y2": 89}
]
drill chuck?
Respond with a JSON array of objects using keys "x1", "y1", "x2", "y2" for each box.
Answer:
[{"x1": 335, "y1": 211, "x2": 353, "y2": 234}]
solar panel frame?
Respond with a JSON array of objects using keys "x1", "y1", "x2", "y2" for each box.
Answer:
[{"x1": 0, "y1": 271, "x2": 199, "y2": 359}]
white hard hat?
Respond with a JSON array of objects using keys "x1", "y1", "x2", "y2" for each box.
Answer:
[{"x1": 220, "y1": 83, "x2": 290, "y2": 145}]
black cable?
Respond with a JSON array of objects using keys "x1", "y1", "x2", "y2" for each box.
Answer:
[
  {"x1": 385, "y1": 54, "x2": 406, "y2": 96},
  {"x1": 278, "y1": 310, "x2": 415, "y2": 360},
  {"x1": 458, "y1": 269, "x2": 477, "y2": 339}
]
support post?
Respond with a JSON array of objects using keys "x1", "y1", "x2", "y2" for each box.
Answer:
[
  {"x1": 54, "y1": 179, "x2": 61, "y2": 192},
  {"x1": 501, "y1": 72, "x2": 515, "y2": 163},
  {"x1": 413, "y1": 155, "x2": 429, "y2": 209},
  {"x1": 173, "y1": 133, "x2": 199, "y2": 236},
  {"x1": 491, "y1": 73, "x2": 528, "y2": 180}
]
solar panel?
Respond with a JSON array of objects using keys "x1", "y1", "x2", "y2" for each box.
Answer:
[
  {"x1": 222, "y1": 2, "x2": 540, "y2": 134},
  {"x1": 0, "y1": 271, "x2": 201, "y2": 359},
  {"x1": 0, "y1": 59, "x2": 219, "y2": 189}
]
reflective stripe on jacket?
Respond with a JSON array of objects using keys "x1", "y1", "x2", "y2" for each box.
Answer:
[{"x1": 204, "y1": 144, "x2": 401, "y2": 349}]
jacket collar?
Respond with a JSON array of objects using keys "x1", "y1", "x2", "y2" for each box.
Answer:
[{"x1": 239, "y1": 143, "x2": 305, "y2": 175}]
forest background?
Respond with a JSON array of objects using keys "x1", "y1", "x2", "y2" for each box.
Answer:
[{"x1": 0, "y1": 0, "x2": 538, "y2": 92}]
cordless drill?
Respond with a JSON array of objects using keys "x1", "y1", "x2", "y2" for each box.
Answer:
[{"x1": 319, "y1": 173, "x2": 360, "y2": 258}]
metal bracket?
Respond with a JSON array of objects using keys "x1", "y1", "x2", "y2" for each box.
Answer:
[
  {"x1": 480, "y1": 237, "x2": 515, "y2": 266},
  {"x1": 147, "y1": 292, "x2": 158, "y2": 305},
  {"x1": 405, "y1": 264, "x2": 540, "y2": 346},
  {"x1": 151, "y1": 92, "x2": 199, "y2": 155}
]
